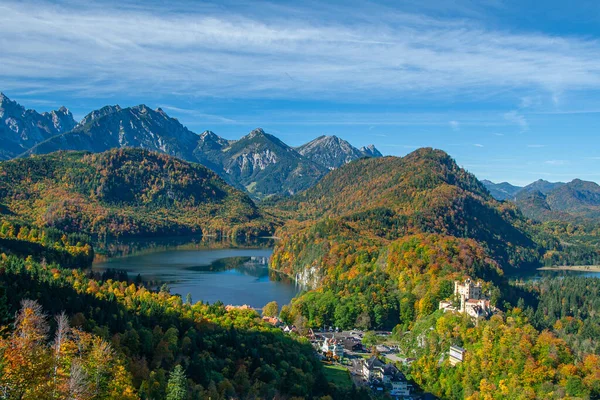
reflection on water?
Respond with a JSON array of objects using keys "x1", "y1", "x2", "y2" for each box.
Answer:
[
  {"x1": 93, "y1": 235, "x2": 277, "y2": 261},
  {"x1": 92, "y1": 237, "x2": 300, "y2": 308},
  {"x1": 508, "y1": 268, "x2": 600, "y2": 283}
]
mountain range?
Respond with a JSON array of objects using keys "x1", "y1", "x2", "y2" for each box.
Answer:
[
  {"x1": 0, "y1": 93, "x2": 76, "y2": 160},
  {"x1": 1, "y1": 93, "x2": 381, "y2": 199},
  {"x1": 484, "y1": 178, "x2": 600, "y2": 221},
  {"x1": 482, "y1": 179, "x2": 567, "y2": 201}
]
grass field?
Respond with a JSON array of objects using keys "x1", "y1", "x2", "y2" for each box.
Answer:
[{"x1": 322, "y1": 364, "x2": 353, "y2": 389}]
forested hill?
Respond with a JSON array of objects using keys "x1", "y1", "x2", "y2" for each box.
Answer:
[
  {"x1": 0, "y1": 148, "x2": 273, "y2": 238},
  {"x1": 266, "y1": 147, "x2": 597, "y2": 338},
  {"x1": 272, "y1": 148, "x2": 547, "y2": 275},
  {"x1": 516, "y1": 178, "x2": 600, "y2": 222}
]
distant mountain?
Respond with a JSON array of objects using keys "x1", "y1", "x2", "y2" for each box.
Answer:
[
  {"x1": 0, "y1": 93, "x2": 76, "y2": 160},
  {"x1": 359, "y1": 144, "x2": 383, "y2": 158},
  {"x1": 483, "y1": 179, "x2": 565, "y2": 202},
  {"x1": 7, "y1": 95, "x2": 374, "y2": 198},
  {"x1": 482, "y1": 180, "x2": 522, "y2": 201},
  {"x1": 0, "y1": 148, "x2": 271, "y2": 237},
  {"x1": 521, "y1": 179, "x2": 565, "y2": 195},
  {"x1": 516, "y1": 179, "x2": 600, "y2": 221},
  {"x1": 216, "y1": 128, "x2": 328, "y2": 197},
  {"x1": 296, "y1": 135, "x2": 381, "y2": 169},
  {"x1": 192, "y1": 130, "x2": 232, "y2": 175},
  {"x1": 24, "y1": 104, "x2": 200, "y2": 160}
]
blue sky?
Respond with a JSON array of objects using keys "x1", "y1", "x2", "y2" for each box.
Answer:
[{"x1": 1, "y1": 0, "x2": 600, "y2": 186}]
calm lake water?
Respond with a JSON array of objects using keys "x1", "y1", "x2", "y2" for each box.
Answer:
[
  {"x1": 507, "y1": 268, "x2": 600, "y2": 283},
  {"x1": 92, "y1": 238, "x2": 301, "y2": 308}
]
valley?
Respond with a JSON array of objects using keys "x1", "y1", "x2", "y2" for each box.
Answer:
[
  {"x1": 1, "y1": 96, "x2": 600, "y2": 400},
  {"x1": 3, "y1": 1, "x2": 600, "y2": 398}
]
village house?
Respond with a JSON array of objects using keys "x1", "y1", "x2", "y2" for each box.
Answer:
[
  {"x1": 343, "y1": 338, "x2": 362, "y2": 352},
  {"x1": 321, "y1": 337, "x2": 344, "y2": 359},
  {"x1": 261, "y1": 316, "x2": 281, "y2": 326},
  {"x1": 449, "y1": 345, "x2": 466, "y2": 366},
  {"x1": 362, "y1": 356, "x2": 411, "y2": 396}
]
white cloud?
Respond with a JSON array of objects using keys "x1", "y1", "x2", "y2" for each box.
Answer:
[
  {"x1": 545, "y1": 160, "x2": 568, "y2": 165},
  {"x1": 160, "y1": 105, "x2": 237, "y2": 123},
  {"x1": 503, "y1": 111, "x2": 529, "y2": 131},
  {"x1": 1, "y1": 0, "x2": 600, "y2": 100},
  {"x1": 449, "y1": 120, "x2": 460, "y2": 131},
  {"x1": 474, "y1": 143, "x2": 484, "y2": 147}
]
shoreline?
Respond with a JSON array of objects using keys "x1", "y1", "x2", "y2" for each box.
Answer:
[{"x1": 537, "y1": 265, "x2": 600, "y2": 272}]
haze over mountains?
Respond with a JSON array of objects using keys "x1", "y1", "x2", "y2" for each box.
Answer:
[
  {"x1": 484, "y1": 178, "x2": 600, "y2": 222},
  {"x1": 0, "y1": 93, "x2": 381, "y2": 199}
]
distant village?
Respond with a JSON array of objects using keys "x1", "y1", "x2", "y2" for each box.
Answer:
[{"x1": 228, "y1": 278, "x2": 495, "y2": 399}]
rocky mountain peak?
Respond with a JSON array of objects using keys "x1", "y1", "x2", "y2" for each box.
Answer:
[
  {"x1": 0, "y1": 93, "x2": 24, "y2": 114},
  {"x1": 200, "y1": 130, "x2": 217, "y2": 139},
  {"x1": 297, "y1": 135, "x2": 382, "y2": 170},
  {"x1": 79, "y1": 105, "x2": 122, "y2": 126},
  {"x1": 245, "y1": 128, "x2": 268, "y2": 140},
  {"x1": 360, "y1": 144, "x2": 383, "y2": 157}
]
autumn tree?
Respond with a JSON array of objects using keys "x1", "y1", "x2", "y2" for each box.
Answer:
[{"x1": 262, "y1": 301, "x2": 279, "y2": 318}]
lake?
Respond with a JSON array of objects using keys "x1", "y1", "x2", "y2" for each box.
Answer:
[{"x1": 92, "y1": 238, "x2": 301, "y2": 309}]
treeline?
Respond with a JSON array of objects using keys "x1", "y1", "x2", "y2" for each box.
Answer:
[
  {"x1": 527, "y1": 277, "x2": 600, "y2": 360},
  {"x1": 0, "y1": 300, "x2": 138, "y2": 399},
  {"x1": 0, "y1": 219, "x2": 93, "y2": 267}
]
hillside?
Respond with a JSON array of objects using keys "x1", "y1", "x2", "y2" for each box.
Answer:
[
  {"x1": 481, "y1": 180, "x2": 522, "y2": 201},
  {"x1": 273, "y1": 148, "x2": 541, "y2": 270},
  {"x1": 516, "y1": 179, "x2": 600, "y2": 221},
  {"x1": 296, "y1": 135, "x2": 381, "y2": 169},
  {"x1": 267, "y1": 149, "x2": 562, "y2": 333},
  {"x1": 0, "y1": 229, "x2": 340, "y2": 399},
  {"x1": 0, "y1": 93, "x2": 76, "y2": 160},
  {"x1": 0, "y1": 148, "x2": 271, "y2": 237}
]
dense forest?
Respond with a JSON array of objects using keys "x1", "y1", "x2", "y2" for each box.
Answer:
[
  {"x1": 405, "y1": 306, "x2": 600, "y2": 399},
  {"x1": 0, "y1": 149, "x2": 274, "y2": 238}
]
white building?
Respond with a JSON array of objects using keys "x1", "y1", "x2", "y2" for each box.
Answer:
[
  {"x1": 440, "y1": 279, "x2": 494, "y2": 318},
  {"x1": 321, "y1": 337, "x2": 344, "y2": 359},
  {"x1": 455, "y1": 279, "x2": 483, "y2": 304}
]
